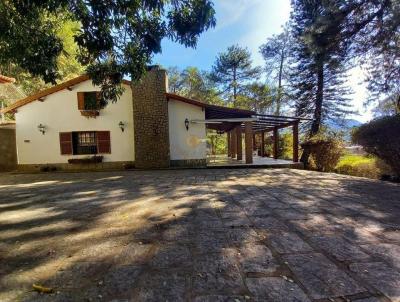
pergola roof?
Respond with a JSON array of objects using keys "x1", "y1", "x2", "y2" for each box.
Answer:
[{"x1": 166, "y1": 93, "x2": 306, "y2": 132}]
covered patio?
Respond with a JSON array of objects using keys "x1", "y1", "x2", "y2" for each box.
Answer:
[{"x1": 167, "y1": 94, "x2": 305, "y2": 167}]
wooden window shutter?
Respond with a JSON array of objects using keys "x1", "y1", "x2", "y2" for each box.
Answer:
[
  {"x1": 59, "y1": 132, "x2": 73, "y2": 155},
  {"x1": 97, "y1": 131, "x2": 111, "y2": 154},
  {"x1": 77, "y1": 92, "x2": 85, "y2": 110},
  {"x1": 96, "y1": 91, "x2": 102, "y2": 109}
]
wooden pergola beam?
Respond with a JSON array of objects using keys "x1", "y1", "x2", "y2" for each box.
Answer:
[
  {"x1": 260, "y1": 131, "x2": 265, "y2": 157},
  {"x1": 245, "y1": 122, "x2": 253, "y2": 164},
  {"x1": 231, "y1": 129, "x2": 237, "y2": 159},
  {"x1": 236, "y1": 126, "x2": 242, "y2": 161},
  {"x1": 227, "y1": 131, "x2": 231, "y2": 157},
  {"x1": 293, "y1": 121, "x2": 299, "y2": 162},
  {"x1": 273, "y1": 127, "x2": 279, "y2": 160}
]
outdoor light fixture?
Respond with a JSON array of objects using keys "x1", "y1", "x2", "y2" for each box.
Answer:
[
  {"x1": 184, "y1": 118, "x2": 189, "y2": 131},
  {"x1": 37, "y1": 124, "x2": 46, "y2": 135},
  {"x1": 119, "y1": 121, "x2": 125, "y2": 132}
]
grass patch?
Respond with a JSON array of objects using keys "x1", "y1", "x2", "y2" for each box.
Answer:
[
  {"x1": 336, "y1": 154, "x2": 375, "y2": 167},
  {"x1": 335, "y1": 154, "x2": 382, "y2": 179}
]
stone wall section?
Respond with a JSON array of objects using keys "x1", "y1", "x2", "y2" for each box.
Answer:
[
  {"x1": 131, "y1": 68, "x2": 170, "y2": 168},
  {"x1": 0, "y1": 128, "x2": 17, "y2": 171}
]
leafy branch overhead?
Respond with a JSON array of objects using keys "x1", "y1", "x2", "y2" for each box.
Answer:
[{"x1": 0, "y1": 0, "x2": 216, "y2": 102}]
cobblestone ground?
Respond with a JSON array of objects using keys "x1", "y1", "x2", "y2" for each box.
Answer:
[{"x1": 0, "y1": 169, "x2": 399, "y2": 302}]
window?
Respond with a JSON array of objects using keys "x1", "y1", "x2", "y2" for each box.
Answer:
[
  {"x1": 60, "y1": 131, "x2": 111, "y2": 155},
  {"x1": 77, "y1": 92, "x2": 101, "y2": 110},
  {"x1": 73, "y1": 132, "x2": 97, "y2": 154}
]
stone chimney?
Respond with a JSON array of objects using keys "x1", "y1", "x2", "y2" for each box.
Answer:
[{"x1": 131, "y1": 67, "x2": 170, "y2": 168}]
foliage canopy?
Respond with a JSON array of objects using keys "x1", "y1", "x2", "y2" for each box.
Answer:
[
  {"x1": 352, "y1": 114, "x2": 400, "y2": 177},
  {"x1": 0, "y1": 0, "x2": 216, "y2": 102}
]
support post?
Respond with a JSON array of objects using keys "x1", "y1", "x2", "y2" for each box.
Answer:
[
  {"x1": 293, "y1": 121, "x2": 299, "y2": 162},
  {"x1": 253, "y1": 133, "x2": 256, "y2": 151},
  {"x1": 236, "y1": 126, "x2": 242, "y2": 160},
  {"x1": 273, "y1": 127, "x2": 279, "y2": 160},
  {"x1": 260, "y1": 131, "x2": 265, "y2": 157},
  {"x1": 231, "y1": 129, "x2": 237, "y2": 159},
  {"x1": 227, "y1": 132, "x2": 231, "y2": 157},
  {"x1": 245, "y1": 122, "x2": 253, "y2": 164}
]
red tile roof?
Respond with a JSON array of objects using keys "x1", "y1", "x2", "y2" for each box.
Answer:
[{"x1": 1, "y1": 75, "x2": 131, "y2": 113}]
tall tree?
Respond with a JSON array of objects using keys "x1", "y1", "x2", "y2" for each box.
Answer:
[
  {"x1": 167, "y1": 66, "x2": 222, "y2": 105},
  {"x1": 289, "y1": 0, "x2": 353, "y2": 165},
  {"x1": 210, "y1": 45, "x2": 261, "y2": 105},
  {"x1": 0, "y1": 0, "x2": 216, "y2": 102},
  {"x1": 236, "y1": 83, "x2": 274, "y2": 113},
  {"x1": 340, "y1": 0, "x2": 399, "y2": 109},
  {"x1": 167, "y1": 66, "x2": 185, "y2": 94},
  {"x1": 260, "y1": 24, "x2": 292, "y2": 115},
  {"x1": 0, "y1": 16, "x2": 84, "y2": 95}
]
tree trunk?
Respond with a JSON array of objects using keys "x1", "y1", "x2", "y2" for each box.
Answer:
[
  {"x1": 233, "y1": 67, "x2": 237, "y2": 105},
  {"x1": 301, "y1": 60, "x2": 324, "y2": 167},
  {"x1": 276, "y1": 50, "x2": 285, "y2": 115}
]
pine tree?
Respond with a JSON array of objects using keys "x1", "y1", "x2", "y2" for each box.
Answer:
[
  {"x1": 210, "y1": 45, "x2": 262, "y2": 106},
  {"x1": 289, "y1": 0, "x2": 353, "y2": 165},
  {"x1": 167, "y1": 66, "x2": 223, "y2": 105},
  {"x1": 236, "y1": 83, "x2": 274, "y2": 114},
  {"x1": 260, "y1": 24, "x2": 292, "y2": 115},
  {"x1": 342, "y1": 0, "x2": 399, "y2": 108}
]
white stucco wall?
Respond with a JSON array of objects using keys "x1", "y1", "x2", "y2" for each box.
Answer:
[
  {"x1": 15, "y1": 80, "x2": 134, "y2": 164},
  {"x1": 168, "y1": 99, "x2": 206, "y2": 160}
]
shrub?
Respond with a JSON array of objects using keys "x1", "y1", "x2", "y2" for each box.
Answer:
[
  {"x1": 301, "y1": 133, "x2": 345, "y2": 172},
  {"x1": 39, "y1": 165, "x2": 57, "y2": 172},
  {"x1": 68, "y1": 155, "x2": 103, "y2": 164},
  {"x1": 352, "y1": 115, "x2": 400, "y2": 177}
]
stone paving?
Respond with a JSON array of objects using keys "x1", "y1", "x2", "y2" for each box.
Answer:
[{"x1": 0, "y1": 168, "x2": 399, "y2": 301}]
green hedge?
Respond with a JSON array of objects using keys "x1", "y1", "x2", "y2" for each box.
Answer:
[{"x1": 352, "y1": 115, "x2": 400, "y2": 177}]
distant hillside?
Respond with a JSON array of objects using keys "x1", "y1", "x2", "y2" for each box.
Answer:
[
  {"x1": 326, "y1": 118, "x2": 362, "y2": 131},
  {"x1": 326, "y1": 118, "x2": 363, "y2": 141}
]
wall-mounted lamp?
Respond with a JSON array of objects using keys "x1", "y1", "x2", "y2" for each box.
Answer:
[
  {"x1": 184, "y1": 118, "x2": 189, "y2": 131},
  {"x1": 37, "y1": 123, "x2": 46, "y2": 135},
  {"x1": 119, "y1": 121, "x2": 125, "y2": 132}
]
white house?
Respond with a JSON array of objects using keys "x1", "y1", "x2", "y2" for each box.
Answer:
[
  {"x1": 2, "y1": 67, "x2": 300, "y2": 171},
  {"x1": 1, "y1": 68, "x2": 260, "y2": 170}
]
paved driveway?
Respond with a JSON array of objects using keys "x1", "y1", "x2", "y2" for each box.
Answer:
[{"x1": 0, "y1": 169, "x2": 399, "y2": 301}]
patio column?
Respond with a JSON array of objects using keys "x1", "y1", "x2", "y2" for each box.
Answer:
[
  {"x1": 245, "y1": 122, "x2": 253, "y2": 164},
  {"x1": 253, "y1": 133, "x2": 256, "y2": 151},
  {"x1": 293, "y1": 121, "x2": 299, "y2": 162},
  {"x1": 260, "y1": 131, "x2": 265, "y2": 157},
  {"x1": 273, "y1": 127, "x2": 279, "y2": 160},
  {"x1": 227, "y1": 131, "x2": 231, "y2": 157},
  {"x1": 236, "y1": 125, "x2": 242, "y2": 161},
  {"x1": 231, "y1": 129, "x2": 237, "y2": 159}
]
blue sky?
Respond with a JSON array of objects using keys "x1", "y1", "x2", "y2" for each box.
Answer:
[{"x1": 153, "y1": 0, "x2": 372, "y2": 122}]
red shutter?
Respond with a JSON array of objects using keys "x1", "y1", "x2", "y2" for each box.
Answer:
[
  {"x1": 77, "y1": 92, "x2": 85, "y2": 110},
  {"x1": 97, "y1": 131, "x2": 111, "y2": 154},
  {"x1": 60, "y1": 132, "x2": 73, "y2": 155},
  {"x1": 96, "y1": 91, "x2": 102, "y2": 109}
]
